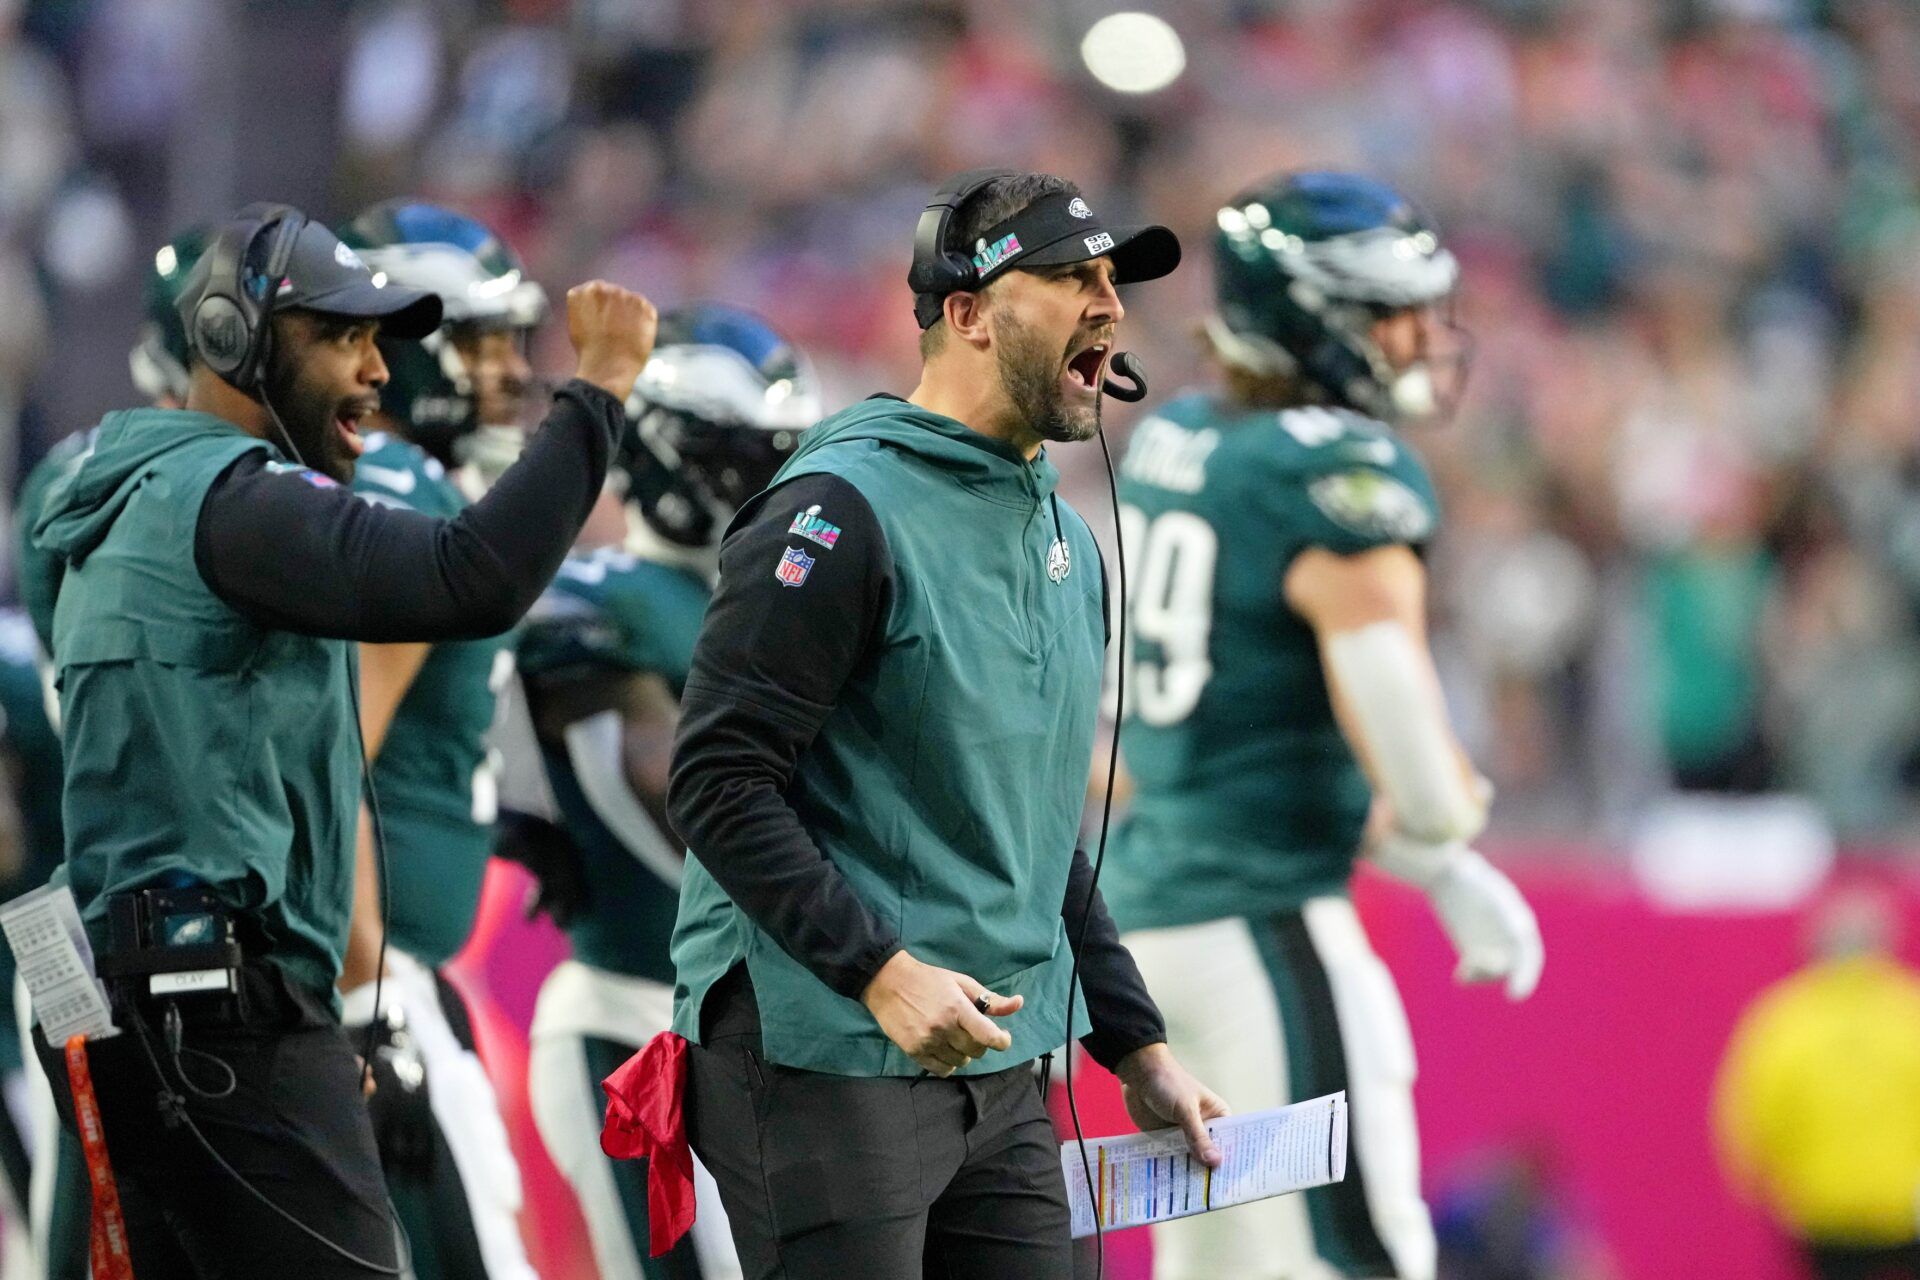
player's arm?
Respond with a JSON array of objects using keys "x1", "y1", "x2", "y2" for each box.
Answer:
[
  {"x1": 530, "y1": 667, "x2": 686, "y2": 887},
  {"x1": 335, "y1": 639, "x2": 437, "y2": 1173},
  {"x1": 1285, "y1": 543, "x2": 1543, "y2": 1000},
  {"x1": 1285, "y1": 544, "x2": 1483, "y2": 835},
  {"x1": 338, "y1": 640, "x2": 430, "y2": 993}
]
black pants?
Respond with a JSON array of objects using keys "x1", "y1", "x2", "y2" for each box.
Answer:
[
  {"x1": 34, "y1": 963, "x2": 403, "y2": 1279},
  {"x1": 1806, "y1": 1241, "x2": 1920, "y2": 1280},
  {"x1": 685, "y1": 968, "x2": 1072, "y2": 1280}
]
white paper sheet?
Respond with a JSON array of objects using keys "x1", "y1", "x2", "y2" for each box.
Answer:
[
  {"x1": 1062, "y1": 1091, "x2": 1347, "y2": 1238},
  {"x1": 0, "y1": 883, "x2": 117, "y2": 1043}
]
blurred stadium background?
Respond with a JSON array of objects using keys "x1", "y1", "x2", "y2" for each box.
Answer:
[{"x1": 4, "y1": 0, "x2": 1920, "y2": 1277}]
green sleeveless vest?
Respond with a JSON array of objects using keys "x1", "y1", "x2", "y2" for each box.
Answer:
[
  {"x1": 34, "y1": 409, "x2": 361, "y2": 1002},
  {"x1": 671, "y1": 399, "x2": 1103, "y2": 1076}
]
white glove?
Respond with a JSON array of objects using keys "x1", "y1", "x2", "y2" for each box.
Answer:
[{"x1": 1368, "y1": 832, "x2": 1543, "y2": 1001}]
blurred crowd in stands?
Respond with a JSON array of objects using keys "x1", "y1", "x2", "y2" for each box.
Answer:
[{"x1": 5, "y1": 0, "x2": 1920, "y2": 843}]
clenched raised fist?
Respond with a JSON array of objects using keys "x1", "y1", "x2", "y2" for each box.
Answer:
[{"x1": 567, "y1": 280, "x2": 658, "y2": 403}]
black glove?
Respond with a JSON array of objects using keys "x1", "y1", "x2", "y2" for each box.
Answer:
[
  {"x1": 493, "y1": 807, "x2": 590, "y2": 928},
  {"x1": 355, "y1": 1004, "x2": 436, "y2": 1181}
]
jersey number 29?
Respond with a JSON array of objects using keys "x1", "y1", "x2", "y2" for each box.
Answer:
[{"x1": 1110, "y1": 505, "x2": 1217, "y2": 726}]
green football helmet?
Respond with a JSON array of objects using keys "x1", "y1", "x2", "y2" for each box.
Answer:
[
  {"x1": 1208, "y1": 171, "x2": 1461, "y2": 420},
  {"x1": 621, "y1": 303, "x2": 821, "y2": 549},
  {"x1": 338, "y1": 199, "x2": 548, "y2": 471},
  {"x1": 129, "y1": 226, "x2": 211, "y2": 405}
]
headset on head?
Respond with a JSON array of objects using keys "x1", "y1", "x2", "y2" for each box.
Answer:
[
  {"x1": 191, "y1": 203, "x2": 308, "y2": 392},
  {"x1": 908, "y1": 167, "x2": 1018, "y2": 329}
]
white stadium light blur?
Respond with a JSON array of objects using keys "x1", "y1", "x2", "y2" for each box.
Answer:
[{"x1": 1081, "y1": 12, "x2": 1187, "y2": 95}]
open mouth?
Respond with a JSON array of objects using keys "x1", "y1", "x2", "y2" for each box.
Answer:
[
  {"x1": 335, "y1": 409, "x2": 368, "y2": 458},
  {"x1": 1065, "y1": 342, "x2": 1109, "y2": 396}
]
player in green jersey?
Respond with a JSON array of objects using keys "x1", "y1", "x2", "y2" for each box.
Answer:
[
  {"x1": 512, "y1": 303, "x2": 818, "y2": 1280},
  {"x1": 330, "y1": 200, "x2": 570, "y2": 1280},
  {"x1": 9, "y1": 228, "x2": 205, "y2": 1280},
  {"x1": 1105, "y1": 172, "x2": 1544, "y2": 1280}
]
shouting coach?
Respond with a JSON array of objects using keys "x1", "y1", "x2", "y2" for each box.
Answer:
[
  {"x1": 665, "y1": 170, "x2": 1229, "y2": 1277},
  {"x1": 30, "y1": 203, "x2": 653, "y2": 1277}
]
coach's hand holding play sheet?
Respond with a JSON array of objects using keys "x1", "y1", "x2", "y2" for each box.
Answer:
[{"x1": 1062, "y1": 1092, "x2": 1350, "y2": 1238}]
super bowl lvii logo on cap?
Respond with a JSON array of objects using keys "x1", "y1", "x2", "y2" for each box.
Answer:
[{"x1": 973, "y1": 233, "x2": 1022, "y2": 275}]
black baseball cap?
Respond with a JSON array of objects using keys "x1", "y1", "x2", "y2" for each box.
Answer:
[
  {"x1": 179, "y1": 209, "x2": 443, "y2": 342},
  {"x1": 914, "y1": 189, "x2": 1181, "y2": 328},
  {"x1": 272, "y1": 218, "x2": 442, "y2": 338}
]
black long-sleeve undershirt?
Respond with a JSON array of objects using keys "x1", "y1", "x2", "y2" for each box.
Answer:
[
  {"x1": 666, "y1": 470, "x2": 1166, "y2": 1070},
  {"x1": 194, "y1": 379, "x2": 623, "y2": 642}
]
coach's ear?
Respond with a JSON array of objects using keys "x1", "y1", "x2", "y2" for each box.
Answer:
[{"x1": 942, "y1": 290, "x2": 992, "y2": 353}]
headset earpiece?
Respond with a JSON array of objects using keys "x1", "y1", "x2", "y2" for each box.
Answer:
[
  {"x1": 908, "y1": 167, "x2": 1018, "y2": 328},
  {"x1": 190, "y1": 203, "x2": 306, "y2": 391},
  {"x1": 190, "y1": 290, "x2": 251, "y2": 382}
]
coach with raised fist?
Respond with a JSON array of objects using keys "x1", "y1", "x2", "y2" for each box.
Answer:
[{"x1": 29, "y1": 201, "x2": 654, "y2": 1279}]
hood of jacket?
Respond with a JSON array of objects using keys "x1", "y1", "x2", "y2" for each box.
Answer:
[
  {"x1": 32, "y1": 409, "x2": 267, "y2": 568},
  {"x1": 775, "y1": 395, "x2": 1061, "y2": 507}
]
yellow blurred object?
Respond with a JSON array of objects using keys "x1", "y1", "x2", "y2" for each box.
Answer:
[{"x1": 1713, "y1": 955, "x2": 1920, "y2": 1245}]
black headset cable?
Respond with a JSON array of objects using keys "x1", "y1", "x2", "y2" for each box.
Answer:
[{"x1": 1061, "y1": 419, "x2": 1128, "y2": 1280}]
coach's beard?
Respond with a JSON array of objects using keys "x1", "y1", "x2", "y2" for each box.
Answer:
[
  {"x1": 261, "y1": 348, "x2": 371, "y2": 483},
  {"x1": 995, "y1": 313, "x2": 1101, "y2": 446}
]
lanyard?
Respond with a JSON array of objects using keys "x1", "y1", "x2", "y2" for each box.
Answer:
[{"x1": 67, "y1": 1034, "x2": 136, "y2": 1280}]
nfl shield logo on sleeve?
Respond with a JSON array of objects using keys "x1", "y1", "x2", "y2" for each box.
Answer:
[{"x1": 775, "y1": 545, "x2": 816, "y2": 587}]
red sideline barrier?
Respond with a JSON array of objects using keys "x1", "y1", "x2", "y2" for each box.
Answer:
[
  {"x1": 1362, "y1": 856, "x2": 1918, "y2": 1280},
  {"x1": 461, "y1": 855, "x2": 1920, "y2": 1280}
]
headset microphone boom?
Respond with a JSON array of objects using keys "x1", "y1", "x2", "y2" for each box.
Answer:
[{"x1": 1101, "y1": 351, "x2": 1149, "y2": 403}]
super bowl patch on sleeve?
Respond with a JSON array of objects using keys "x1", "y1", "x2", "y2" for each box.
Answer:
[
  {"x1": 1307, "y1": 469, "x2": 1432, "y2": 542},
  {"x1": 774, "y1": 545, "x2": 816, "y2": 587},
  {"x1": 787, "y1": 505, "x2": 841, "y2": 549}
]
